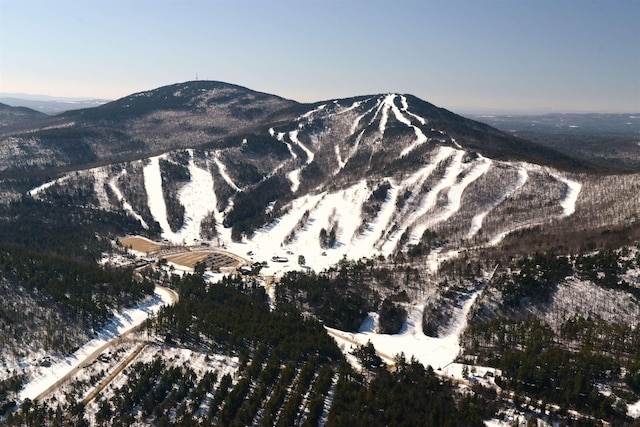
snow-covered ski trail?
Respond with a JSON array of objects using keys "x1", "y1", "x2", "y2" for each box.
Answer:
[
  {"x1": 214, "y1": 154, "x2": 240, "y2": 191},
  {"x1": 400, "y1": 95, "x2": 426, "y2": 125},
  {"x1": 388, "y1": 149, "x2": 467, "y2": 248},
  {"x1": 410, "y1": 154, "x2": 492, "y2": 243},
  {"x1": 144, "y1": 155, "x2": 174, "y2": 240},
  {"x1": 144, "y1": 152, "x2": 217, "y2": 244},
  {"x1": 289, "y1": 130, "x2": 314, "y2": 164},
  {"x1": 551, "y1": 172, "x2": 582, "y2": 216},
  {"x1": 377, "y1": 146, "x2": 456, "y2": 254},
  {"x1": 174, "y1": 150, "x2": 217, "y2": 243},
  {"x1": 331, "y1": 269, "x2": 492, "y2": 376}
]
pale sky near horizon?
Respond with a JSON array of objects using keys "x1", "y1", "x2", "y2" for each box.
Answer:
[{"x1": 0, "y1": 0, "x2": 638, "y2": 113}]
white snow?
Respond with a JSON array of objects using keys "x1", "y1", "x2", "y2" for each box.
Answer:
[
  {"x1": 328, "y1": 284, "x2": 486, "y2": 377},
  {"x1": 144, "y1": 154, "x2": 174, "y2": 237},
  {"x1": 374, "y1": 147, "x2": 454, "y2": 253},
  {"x1": 334, "y1": 145, "x2": 346, "y2": 173},
  {"x1": 288, "y1": 169, "x2": 301, "y2": 193},
  {"x1": 487, "y1": 166, "x2": 582, "y2": 246},
  {"x1": 90, "y1": 167, "x2": 111, "y2": 210},
  {"x1": 28, "y1": 175, "x2": 70, "y2": 196},
  {"x1": 410, "y1": 153, "x2": 491, "y2": 243},
  {"x1": 400, "y1": 95, "x2": 426, "y2": 125},
  {"x1": 289, "y1": 130, "x2": 314, "y2": 164},
  {"x1": 144, "y1": 151, "x2": 218, "y2": 244},
  {"x1": 18, "y1": 286, "x2": 173, "y2": 403},
  {"x1": 299, "y1": 103, "x2": 326, "y2": 120},
  {"x1": 378, "y1": 94, "x2": 394, "y2": 135},
  {"x1": 174, "y1": 150, "x2": 218, "y2": 242},
  {"x1": 554, "y1": 174, "x2": 582, "y2": 216},
  {"x1": 629, "y1": 399, "x2": 640, "y2": 419},
  {"x1": 349, "y1": 100, "x2": 379, "y2": 137}
]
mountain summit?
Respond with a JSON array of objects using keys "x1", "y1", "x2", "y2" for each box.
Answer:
[{"x1": 0, "y1": 81, "x2": 588, "y2": 177}]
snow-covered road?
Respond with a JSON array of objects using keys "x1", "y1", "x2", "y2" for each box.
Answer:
[{"x1": 17, "y1": 286, "x2": 175, "y2": 403}]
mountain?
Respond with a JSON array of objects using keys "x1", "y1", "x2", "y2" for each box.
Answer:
[
  {"x1": 0, "y1": 102, "x2": 48, "y2": 130},
  {"x1": 0, "y1": 81, "x2": 596, "y2": 179},
  {"x1": 0, "y1": 94, "x2": 109, "y2": 115},
  {"x1": 2, "y1": 81, "x2": 640, "y2": 425}
]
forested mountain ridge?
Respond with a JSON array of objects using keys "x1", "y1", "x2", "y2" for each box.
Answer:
[
  {"x1": 0, "y1": 81, "x2": 295, "y2": 178},
  {"x1": 0, "y1": 80, "x2": 596, "y2": 182}
]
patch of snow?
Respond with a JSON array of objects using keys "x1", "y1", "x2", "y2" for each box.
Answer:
[
  {"x1": 411, "y1": 154, "x2": 491, "y2": 242},
  {"x1": 144, "y1": 154, "x2": 174, "y2": 238},
  {"x1": 629, "y1": 399, "x2": 640, "y2": 419},
  {"x1": 378, "y1": 146, "x2": 456, "y2": 253},
  {"x1": 144, "y1": 152, "x2": 218, "y2": 244},
  {"x1": 378, "y1": 94, "x2": 395, "y2": 135},
  {"x1": 91, "y1": 167, "x2": 111, "y2": 209},
  {"x1": 451, "y1": 138, "x2": 463, "y2": 149},
  {"x1": 358, "y1": 312, "x2": 380, "y2": 333},
  {"x1": 329, "y1": 283, "x2": 486, "y2": 377},
  {"x1": 400, "y1": 95, "x2": 426, "y2": 125},
  {"x1": 553, "y1": 173, "x2": 581, "y2": 216},
  {"x1": 288, "y1": 169, "x2": 301, "y2": 193},
  {"x1": 334, "y1": 145, "x2": 346, "y2": 173},
  {"x1": 349, "y1": 100, "x2": 379, "y2": 137},
  {"x1": 289, "y1": 130, "x2": 314, "y2": 164},
  {"x1": 299, "y1": 103, "x2": 326, "y2": 120}
]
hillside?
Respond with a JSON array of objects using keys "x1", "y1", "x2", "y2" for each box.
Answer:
[
  {"x1": 0, "y1": 81, "x2": 296, "y2": 177},
  {"x1": 0, "y1": 81, "x2": 597, "y2": 181},
  {"x1": 0, "y1": 103, "x2": 48, "y2": 132},
  {"x1": 1, "y1": 81, "x2": 639, "y2": 426}
]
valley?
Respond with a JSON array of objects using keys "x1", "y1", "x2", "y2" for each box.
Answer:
[{"x1": 0, "y1": 81, "x2": 639, "y2": 426}]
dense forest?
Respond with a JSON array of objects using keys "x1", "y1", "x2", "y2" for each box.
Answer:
[
  {"x1": 459, "y1": 248, "x2": 640, "y2": 423},
  {"x1": 275, "y1": 259, "x2": 409, "y2": 333},
  {"x1": 0, "y1": 196, "x2": 156, "y2": 416},
  {"x1": 5, "y1": 272, "x2": 495, "y2": 426}
]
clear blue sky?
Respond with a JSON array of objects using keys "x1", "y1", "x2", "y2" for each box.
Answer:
[{"x1": 1, "y1": 0, "x2": 638, "y2": 113}]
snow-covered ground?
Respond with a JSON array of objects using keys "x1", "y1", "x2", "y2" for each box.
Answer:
[
  {"x1": 144, "y1": 151, "x2": 217, "y2": 243},
  {"x1": 328, "y1": 278, "x2": 497, "y2": 382},
  {"x1": 467, "y1": 165, "x2": 528, "y2": 240},
  {"x1": 17, "y1": 286, "x2": 173, "y2": 403}
]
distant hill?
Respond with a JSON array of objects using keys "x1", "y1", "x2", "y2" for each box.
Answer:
[
  {"x1": 0, "y1": 94, "x2": 109, "y2": 115},
  {"x1": 0, "y1": 102, "x2": 48, "y2": 132},
  {"x1": 472, "y1": 113, "x2": 640, "y2": 171}
]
